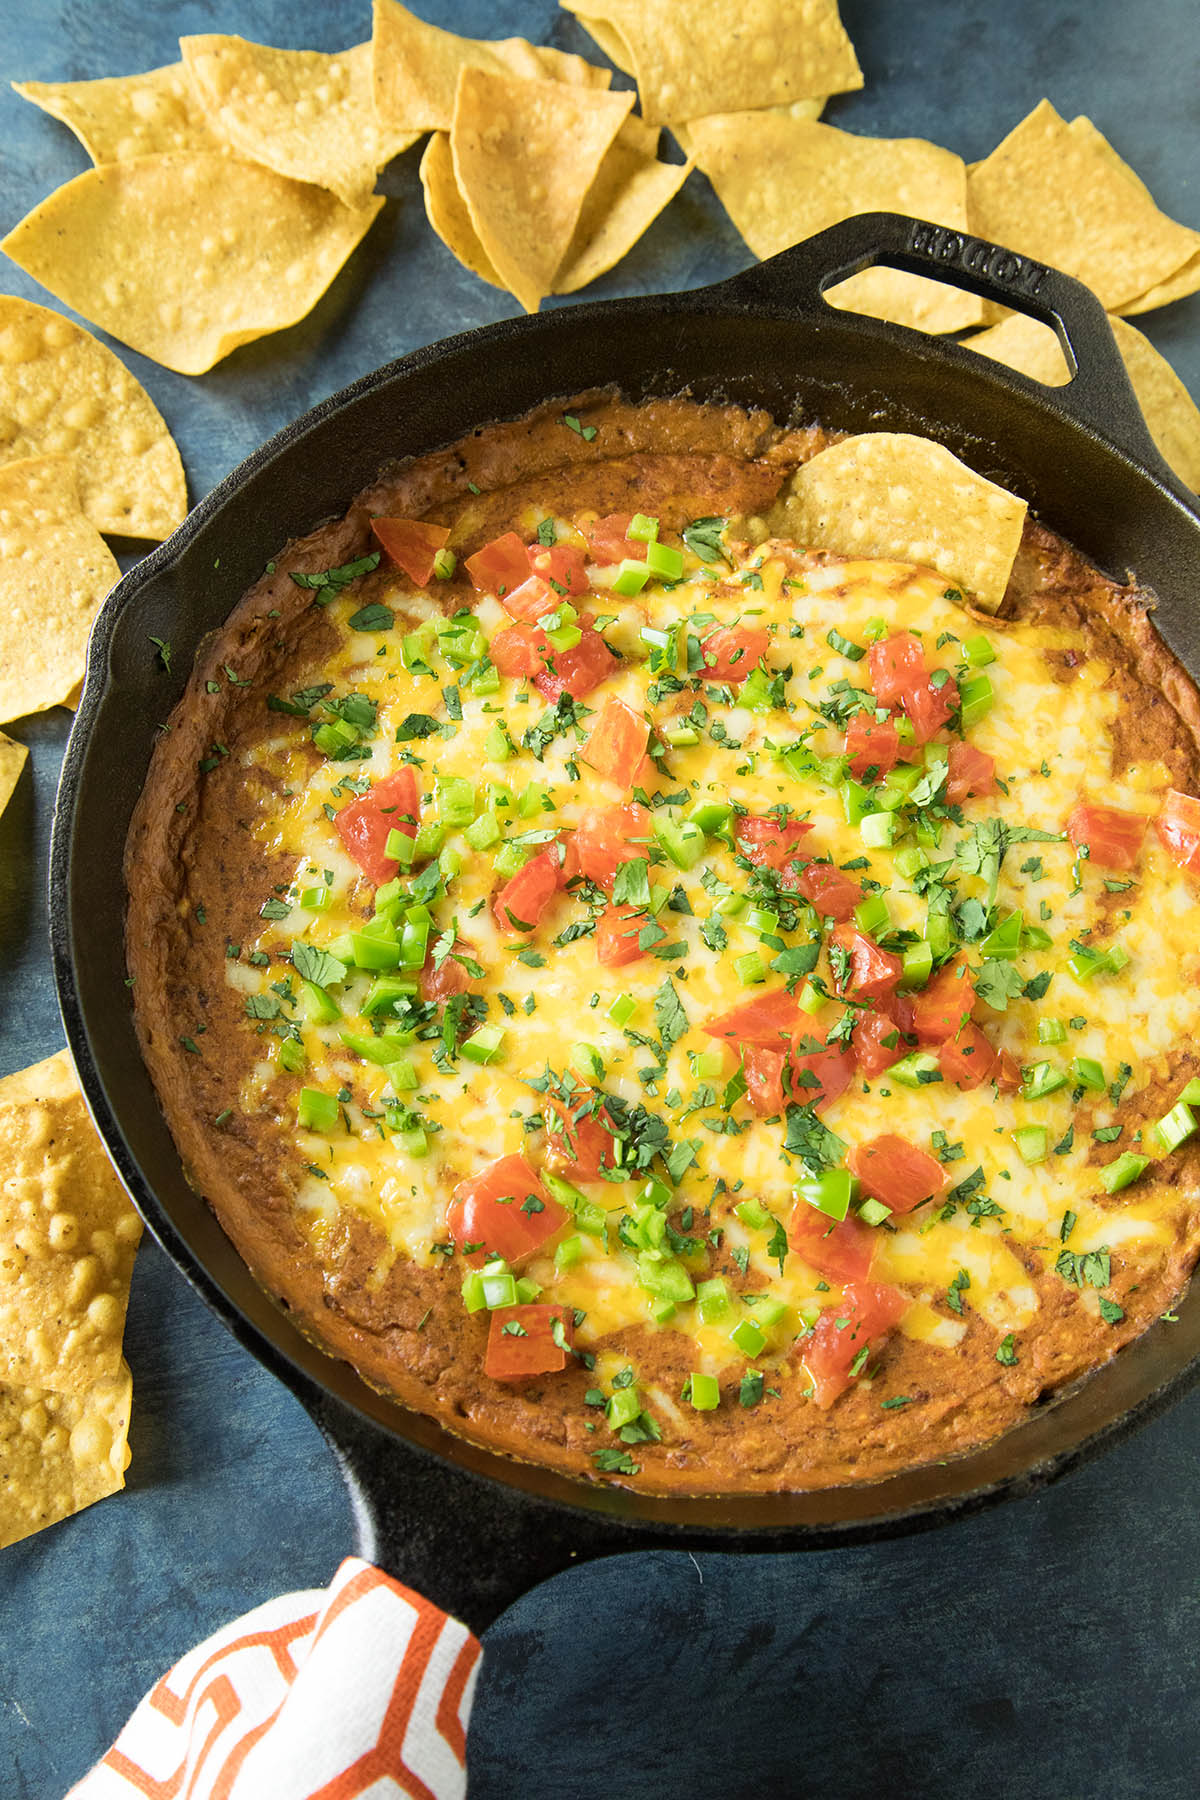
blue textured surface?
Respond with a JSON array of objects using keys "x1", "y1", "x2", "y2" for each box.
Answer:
[{"x1": 1, "y1": 3, "x2": 1198, "y2": 1795}]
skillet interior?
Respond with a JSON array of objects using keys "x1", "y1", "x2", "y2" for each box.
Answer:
[{"x1": 50, "y1": 214, "x2": 1200, "y2": 1611}]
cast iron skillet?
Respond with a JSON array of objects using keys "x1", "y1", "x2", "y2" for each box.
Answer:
[{"x1": 50, "y1": 212, "x2": 1200, "y2": 1630}]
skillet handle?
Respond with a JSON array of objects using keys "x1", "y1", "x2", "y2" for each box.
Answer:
[
  {"x1": 713, "y1": 210, "x2": 1169, "y2": 478},
  {"x1": 291, "y1": 1373, "x2": 654, "y2": 1636}
]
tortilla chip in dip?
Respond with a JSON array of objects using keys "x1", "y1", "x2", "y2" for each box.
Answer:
[
  {"x1": 0, "y1": 1049, "x2": 143, "y2": 1398},
  {"x1": 560, "y1": 0, "x2": 861, "y2": 125},
  {"x1": 685, "y1": 114, "x2": 980, "y2": 333},
  {"x1": 770, "y1": 432, "x2": 1027, "y2": 612},
  {"x1": 372, "y1": 0, "x2": 609, "y2": 136},
  {"x1": 12, "y1": 62, "x2": 219, "y2": 161},
  {"x1": 963, "y1": 311, "x2": 1200, "y2": 492},
  {"x1": 0, "y1": 456, "x2": 119, "y2": 720},
  {"x1": 0, "y1": 1362, "x2": 132, "y2": 1549},
  {"x1": 967, "y1": 100, "x2": 1199, "y2": 314},
  {"x1": 0, "y1": 733, "x2": 27, "y2": 821},
  {"x1": 181, "y1": 36, "x2": 416, "y2": 211},
  {"x1": 451, "y1": 70, "x2": 633, "y2": 313},
  {"x1": 1, "y1": 154, "x2": 384, "y2": 376},
  {"x1": 0, "y1": 297, "x2": 186, "y2": 540}
]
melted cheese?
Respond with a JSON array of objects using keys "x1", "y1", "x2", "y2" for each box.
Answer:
[{"x1": 226, "y1": 536, "x2": 1200, "y2": 1386}]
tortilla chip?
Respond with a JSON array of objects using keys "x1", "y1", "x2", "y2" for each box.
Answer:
[
  {"x1": 0, "y1": 733, "x2": 28, "y2": 821},
  {"x1": 1061, "y1": 118, "x2": 1200, "y2": 317},
  {"x1": 0, "y1": 297, "x2": 186, "y2": 540},
  {"x1": 420, "y1": 132, "x2": 503, "y2": 288},
  {"x1": 966, "y1": 100, "x2": 1199, "y2": 313},
  {"x1": 686, "y1": 114, "x2": 980, "y2": 333},
  {"x1": 12, "y1": 62, "x2": 219, "y2": 161},
  {"x1": 372, "y1": 0, "x2": 610, "y2": 136},
  {"x1": 181, "y1": 37, "x2": 416, "y2": 212},
  {"x1": 560, "y1": 0, "x2": 861, "y2": 126},
  {"x1": 0, "y1": 1050, "x2": 143, "y2": 1396},
  {"x1": 569, "y1": 11, "x2": 636, "y2": 73},
  {"x1": 451, "y1": 70, "x2": 633, "y2": 313},
  {"x1": 555, "y1": 120, "x2": 693, "y2": 293},
  {"x1": 962, "y1": 312, "x2": 1200, "y2": 492},
  {"x1": 771, "y1": 433, "x2": 1027, "y2": 612},
  {"x1": 0, "y1": 1361, "x2": 131, "y2": 1549},
  {"x1": 0, "y1": 457, "x2": 119, "y2": 720},
  {"x1": 2, "y1": 154, "x2": 383, "y2": 377}
]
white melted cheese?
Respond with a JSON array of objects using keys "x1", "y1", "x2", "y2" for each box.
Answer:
[{"x1": 229, "y1": 541, "x2": 1200, "y2": 1382}]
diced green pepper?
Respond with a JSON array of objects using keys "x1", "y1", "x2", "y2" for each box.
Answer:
[
  {"x1": 1155, "y1": 1100, "x2": 1197, "y2": 1154},
  {"x1": 1022, "y1": 1061, "x2": 1068, "y2": 1101},
  {"x1": 1013, "y1": 1125, "x2": 1049, "y2": 1164},
  {"x1": 729, "y1": 1319, "x2": 766, "y2": 1359},
  {"x1": 612, "y1": 559, "x2": 651, "y2": 597},
  {"x1": 298, "y1": 1088, "x2": 339, "y2": 1133},
  {"x1": 688, "y1": 1372, "x2": 720, "y2": 1411},
  {"x1": 696, "y1": 1278, "x2": 730, "y2": 1323},
  {"x1": 1073, "y1": 1057, "x2": 1106, "y2": 1092},
  {"x1": 794, "y1": 1168, "x2": 856, "y2": 1222},
  {"x1": 464, "y1": 811, "x2": 501, "y2": 851},
  {"x1": 1099, "y1": 1152, "x2": 1149, "y2": 1194},
  {"x1": 734, "y1": 1198, "x2": 772, "y2": 1231},
  {"x1": 962, "y1": 634, "x2": 996, "y2": 667},
  {"x1": 899, "y1": 941, "x2": 934, "y2": 991},
  {"x1": 300, "y1": 980, "x2": 340, "y2": 1025},
  {"x1": 1037, "y1": 1018, "x2": 1066, "y2": 1045},
  {"x1": 889, "y1": 1050, "x2": 943, "y2": 1089},
  {"x1": 350, "y1": 932, "x2": 401, "y2": 971},
  {"x1": 461, "y1": 1025, "x2": 506, "y2": 1065}
]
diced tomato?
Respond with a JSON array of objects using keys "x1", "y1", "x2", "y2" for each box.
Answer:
[
  {"x1": 491, "y1": 619, "x2": 550, "y2": 679},
  {"x1": 995, "y1": 1048, "x2": 1022, "y2": 1094},
  {"x1": 698, "y1": 625, "x2": 771, "y2": 683},
  {"x1": 596, "y1": 904, "x2": 647, "y2": 967},
  {"x1": 583, "y1": 512, "x2": 642, "y2": 566},
  {"x1": 493, "y1": 847, "x2": 560, "y2": 933},
  {"x1": 1066, "y1": 801, "x2": 1148, "y2": 871},
  {"x1": 446, "y1": 1154, "x2": 568, "y2": 1267},
  {"x1": 543, "y1": 1090, "x2": 620, "y2": 1182},
  {"x1": 868, "y1": 632, "x2": 926, "y2": 707},
  {"x1": 575, "y1": 803, "x2": 653, "y2": 890},
  {"x1": 527, "y1": 542, "x2": 589, "y2": 597},
  {"x1": 789, "y1": 1039, "x2": 856, "y2": 1111},
  {"x1": 581, "y1": 697, "x2": 649, "y2": 788},
  {"x1": 787, "y1": 1204, "x2": 875, "y2": 1285},
  {"x1": 828, "y1": 925, "x2": 903, "y2": 1003},
  {"x1": 499, "y1": 573, "x2": 557, "y2": 623},
  {"x1": 465, "y1": 531, "x2": 531, "y2": 599},
  {"x1": 938, "y1": 1022, "x2": 997, "y2": 1089},
  {"x1": 420, "y1": 947, "x2": 472, "y2": 1003},
  {"x1": 904, "y1": 672, "x2": 959, "y2": 744},
  {"x1": 851, "y1": 1006, "x2": 906, "y2": 1077},
  {"x1": 485, "y1": 1304, "x2": 574, "y2": 1381},
  {"x1": 844, "y1": 713, "x2": 900, "y2": 782},
  {"x1": 370, "y1": 517, "x2": 450, "y2": 587},
  {"x1": 846, "y1": 1134, "x2": 947, "y2": 1215},
  {"x1": 1157, "y1": 788, "x2": 1200, "y2": 874},
  {"x1": 911, "y1": 958, "x2": 974, "y2": 1043},
  {"x1": 795, "y1": 860, "x2": 862, "y2": 921},
  {"x1": 531, "y1": 621, "x2": 618, "y2": 700},
  {"x1": 704, "y1": 988, "x2": 800, "y2": 1047},
  {"x1": 734, "y1": 814, "x2": 815, "y2": 873},
  {"x1": 946, "y1": 740, "x2": 998, "y2": 806},
  {"x1": 742, "y1": 1046, "x2": 785, "y2": 1117},
  {"x1": 801, "y1": 1282, "x2": 910, "y2": 1409},
  {"x1": 333, "y1": 766, "x2": 419, "y2": 889}
]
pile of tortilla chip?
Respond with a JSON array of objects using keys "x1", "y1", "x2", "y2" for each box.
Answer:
[{"x1": 0, "y1": 1049, "x2": 143, "y2": 1550}]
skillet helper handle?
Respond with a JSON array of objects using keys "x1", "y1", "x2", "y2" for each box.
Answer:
[
  {"x1": 297, "y1": 1379, "x2": 645, "y2": 1636},
  {"x1": 714, "y1": 210, "x2": 1169, "y2": 478}
]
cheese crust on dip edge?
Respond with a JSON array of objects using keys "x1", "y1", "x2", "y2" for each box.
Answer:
[{"x1": 126, "y1": 396, "x2": 1200, "y2": 1495}]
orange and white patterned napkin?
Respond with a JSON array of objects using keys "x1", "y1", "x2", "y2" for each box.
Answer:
[{"x1": 66, "y1": 1557, "x2": 482, "y2": 1799}]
